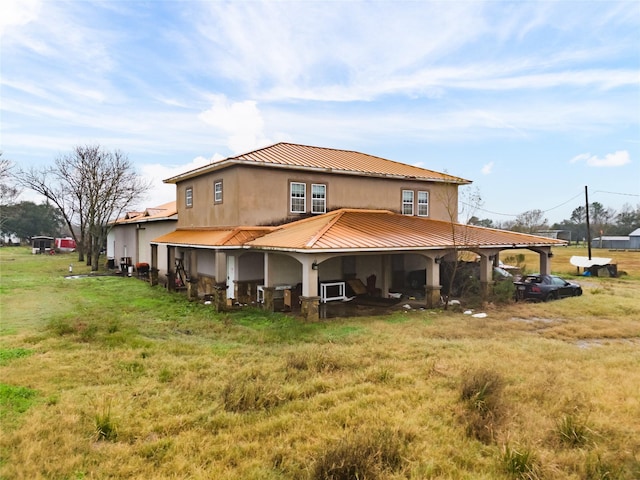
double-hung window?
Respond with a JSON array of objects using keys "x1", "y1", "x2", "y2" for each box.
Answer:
[
  {"x1": 290, "y1": 182, "x2": 306, "y2": 213},
  {"x1": 185, "y1": 187, "x2": 193, "y2": 208},
  {"x1": 417, "y1": 191, "x2": 429, "y2": 217},
  {"x1": 311, "y1": 184, "x2": 326, "y2": 214},
  {"x1": 214, "y1": 180, "x2": 223, "y2": 204},
  {"x1": 402, "y1": 190, "x2": 414, "y2": 215}
]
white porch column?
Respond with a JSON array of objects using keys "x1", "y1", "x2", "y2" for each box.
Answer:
[
  {"x1": 423, "y1": 253, "x2": 442, "y2": 308},
  {"x1": 301, "y1": 257, "x2": 319, "y2": 297},
  {"x1": 215, "y1": 250, "x2": 226, "y2": 285},
  {"x1": 381, "y1": 254, "x2": 392, "y2": 297},
  {"x1": 478, "y1": 252, "x2": 494, "y2": 300}
]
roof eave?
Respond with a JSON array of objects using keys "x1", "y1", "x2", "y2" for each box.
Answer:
[{"x1": 164, "y1": 158, "x2": 471, "y2": 185}]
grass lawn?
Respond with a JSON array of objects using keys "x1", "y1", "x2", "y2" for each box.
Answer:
[{"x1": 1, "y1": 246, "x2": 639, "y2": 479}]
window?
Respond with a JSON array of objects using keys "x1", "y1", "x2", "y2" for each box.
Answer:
[
  {"x1": 185, "y1": 187, "x2": 193, "y2": 208},
  {"x1": 417, "y1": 191, "x2": 429, "y2": 217},
  {"x1": 311, "y1": 184, "x2": 326, "y2": 214},
  {"x1": 402, "y1": 190, "x2": 414, "y2": 215},
  {"x1": 214, "y1": 180, "x2": 223, "y2": 204},
  {"x1": 290, "y1": 182, "x2": 306, "y2": 213}
]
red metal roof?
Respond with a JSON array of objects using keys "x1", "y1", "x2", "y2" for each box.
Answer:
[
  {"x1": 246, "y1": 209, "x2": 567, "y2": 252},
  {"x1": 152, "y1": 226, "x2": 274, "y2": 247},
  {"x1": 152, "y1": 208, "x2": 565, "y2": 252},
  {"x1": 112, "y1": 201, "x2": 177, "y2": 225},
  {"x1": 164, "y1": 143, "x2": 471, "y2": 185}
]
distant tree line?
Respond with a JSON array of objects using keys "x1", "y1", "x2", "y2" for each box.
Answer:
[{"x1": 469, "y1": 203, "x2": 640, "y2": 242}]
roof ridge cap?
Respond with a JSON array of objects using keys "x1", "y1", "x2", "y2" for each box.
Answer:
[{"x1": 305, "y1": 210, "x2": 345, "y2": 248}]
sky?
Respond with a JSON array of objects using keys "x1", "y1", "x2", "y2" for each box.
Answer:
[{"x1": 1, "y1": 0, "x2": 639, "y2": 225}]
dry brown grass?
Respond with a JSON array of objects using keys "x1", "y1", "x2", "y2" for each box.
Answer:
[{"x1": 1, "y1": 246, "x2": 639, "y2": 479}]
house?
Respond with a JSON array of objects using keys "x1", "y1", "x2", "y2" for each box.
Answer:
[
  {"x1": 151, "y1": 143, "x2": 566, "y2": 320},
  {"x1": 107, "y1": 201, "x2": 177, "y2": 274}
]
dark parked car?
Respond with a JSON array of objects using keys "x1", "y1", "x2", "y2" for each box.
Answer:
[{"x1": 514, "y1": 274, "x2": 582, "y2": 301}]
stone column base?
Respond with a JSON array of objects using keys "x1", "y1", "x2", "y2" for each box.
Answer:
[
  {"x1": 425, "y1": 286, "x2": 442, "y2": 309},
  {"x1": 187, "y1": 278, "x2": 199, "y2": 301},
  {"x1": 300, "y1": 296, "x2": 321, "y2": 322},
  {"x1": 213, "y1": 284, "x2": 227, "y2": 312},
  {"x1": 263, "y1": 287, "x2": 275, "y2": 312},
  {"x1": 150, "y1": 268, "x2": 159, "y2": 287}
]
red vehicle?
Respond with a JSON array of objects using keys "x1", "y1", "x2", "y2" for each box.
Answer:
[
  {"x1": 514, "y1": 274, "x2": 582, "y2": 302},
  {"x1": 55, "y1": 237, "x2": 76, "y2": 253}
]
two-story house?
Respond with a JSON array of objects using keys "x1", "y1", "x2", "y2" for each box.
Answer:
[{"x1": 150, "y1": 143, "x2": 564, "y2": 320}]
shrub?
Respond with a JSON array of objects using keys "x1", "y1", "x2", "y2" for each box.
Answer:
[
  {"x1": 459, "y1": 368, "x2": 506, "y2": 443},
  {"x1": 312, "y1": 427, "x2": 410, "y2": 480},
  {"x1": 492, "y1": 280, "x2": 516, "y2": 304}
]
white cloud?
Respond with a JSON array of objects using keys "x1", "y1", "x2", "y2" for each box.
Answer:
[
  {"x1": 570, "y1": 150, "x2": 631, "y2": 167},
  {"x1": 198, "y1": 96, "x2": 270, "y2": 154},
  {"x1": 481, "y1": 162, "x2": 494, "y2": 175},
  {"x1": 0, "y1": 0, "x2": 40, "y2": 35},
  {"x1": 137, "y1": 155, "x2": 223, "y2": 209}
]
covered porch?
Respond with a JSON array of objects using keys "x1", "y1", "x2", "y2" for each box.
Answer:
[{"x1": 150, "y1": 209, "x2": 565, "y2": 321}]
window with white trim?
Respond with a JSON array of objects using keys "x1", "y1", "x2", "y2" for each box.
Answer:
[
  {"x1": 311, "y1": 184, "x2": 326, "y2": 214},
  {"x1": 214, "y1": 180, "x2": 223, "y2": 204},
  {"x1": 185, "y1": 187, "x2": 193, "y2": 208},
  {"x1": 417, "y1": 191, "x2": 429, "y2": 217},
  {"x1": 290, "y1": 182, "x2": 306, "y2": 213},
  {"x1": 402, "y1": 190, "x2": 414, "y2": 215}
]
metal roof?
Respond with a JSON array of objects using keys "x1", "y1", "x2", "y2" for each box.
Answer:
[
  {"x1": 112, "y1": 201, "x2": 177, "y2": 225},
  {"x1": 152, "y1": 226, "x2": 275, "y2": 248},
  {"x1": 164, "y1": 143, "x2": 471, "y2": 185},
  {"x1": 246, "y1": 209, "x2": 567, "y2": 252},
  {"x1": 151, "y1": 209, "x2": 566, "y2": 252}
]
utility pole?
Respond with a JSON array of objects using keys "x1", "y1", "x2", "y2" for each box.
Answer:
[{"x1": 585, "y1": 185, "x2": 592, "y2": 260}]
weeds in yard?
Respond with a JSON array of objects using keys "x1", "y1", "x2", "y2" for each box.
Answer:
[
  {"x1": 221, "y1": 369, "x2": 284, "y2": 412},
  {"x1": 0, "y1": 383, "x2": 37, "y2": 421},
  {"x1": 556, "y1": 413, "x2": 593, "y2": 448},
  {"x1": 0, "y1": 347, "x2": 32, "y2": 365},
  {"x1": 500, "y1": 444, "x2": 541, "y2": 480},
  {"x1": 311, "y1": 427, "x2": 411, "y2": 480},
  {"x1": 93, "y1": 397, "x2": 117, "y2": 441},
  {"x1": 459, "y1": 368, "x2": 506, "y2": 444}
]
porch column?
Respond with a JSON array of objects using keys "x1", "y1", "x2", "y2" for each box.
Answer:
[
  {"x1": 187, "y1": 249, "x2": 198, "y2": 301},
  {"x1": 381, "y1": 254, "x2": 392, "y2": 297},
  {"x1": 150, "y1": 244, "x2": 159, "y2": 286},
  {"x1": 538, "y1": 247, "x2": 552, "y2": 275},
  {"x1": 300, "y1": 257, "x2": 320, "y2": 322},
  {"x1": 424, "y1": 255, "x2": 441, "y2": 308},
  {"x1": 167, "y1": 247, "x2": 176, "y2": 291},
  {"x1": 478, "y1": 253, "x2": 494, "y2": 300}
]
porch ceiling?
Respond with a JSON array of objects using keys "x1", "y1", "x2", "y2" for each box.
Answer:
[{"x1": 246, "y1": 209, "x2": 567, "y2": 252}]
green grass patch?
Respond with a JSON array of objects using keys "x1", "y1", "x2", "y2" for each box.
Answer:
[
  {"x1": 0, "y1": 348, "x2": 33, "y2": 365},
  {"x1": 0, "y1": 383, "x2": 38, "y2": 420}
]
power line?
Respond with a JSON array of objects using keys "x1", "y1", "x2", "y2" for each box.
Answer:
[
  {"x1": 461, "y1": 190, "x2": 584, "y2": 218},
  {"x1": 593, "y1": 190, "x2": 640, "y2": 198}
]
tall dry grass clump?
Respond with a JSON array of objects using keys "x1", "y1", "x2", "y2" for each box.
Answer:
[
  {"x1": 311, "y1": 427, "x2": 411, "y2": 480},
  {"x1": 459, "y1": 368, "x2": 506, "y2": 444}
]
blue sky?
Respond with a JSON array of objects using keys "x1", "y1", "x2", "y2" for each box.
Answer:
[{"x1": 2, "y1": 0, "x2": 639, "y2": 224}]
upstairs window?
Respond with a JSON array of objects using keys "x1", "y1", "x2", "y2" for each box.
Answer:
[
  {"x1": 311, "y1": 184, "x2": 326, "y2": 214},
  {"x1": 290, "y1": 182, "x2": 306, "y2": 213},
  {"x1": 402, "y1": 190, "x2": 414, "y2": 215},
  {"x1": 214, "y1": 180, "x2": 223, "y2": 204},
  {"x1": 417, "y1": 191, "x2": 429, "y2": 217},
  {"x1": 185, "y1": 187, "x2": 193, "y2": 208}
]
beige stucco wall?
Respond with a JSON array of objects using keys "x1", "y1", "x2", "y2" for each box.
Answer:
[{"x1": 175, "y1": 165, "x2": 461, "y2": 228}]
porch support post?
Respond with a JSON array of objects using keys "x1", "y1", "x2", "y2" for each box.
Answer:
[
  {"x1": 381, "y1": 254, "x2": 392, "y2": 297},
  {"x1": 424, "y1": 254, "x2": 441, "y2": 309},
  {"x1": 215, "y1": 250, "x2": 226, "y2": 285},
  {"x1": 187, "y1": 249, "x2": 198, "y2": 301},
  {"x1": 167, "y1": 246, "x2": 176, "y2": 291},
  {"x1": 150, "y1": 244, "x2": 159, "y2": 286},
  {"x1": 263, "y1": 287, "x2": 276, "y2": 312},
  {"x1": 478, "y1": 252, "x2": 494, "y2": 301},
  {"x1": 301, "y1": 256, "x2": 320, "y2": 321},
  {"x1": 538, "y1": 247, "x2": 552, "y2": 275}
]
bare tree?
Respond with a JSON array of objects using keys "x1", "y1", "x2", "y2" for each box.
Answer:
[
  {"x1": 0, "y1": 153, "x2": 22, "y2": 234},
  {"x1": 512, "y1": 209, "x2": 548, "y2": 234},
  {"x1": 438, "y1": 185, "x2": 484, "y2": 309},
  {"x1": 17, "y1": 145, "x2": 150, "y2": 270}
]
